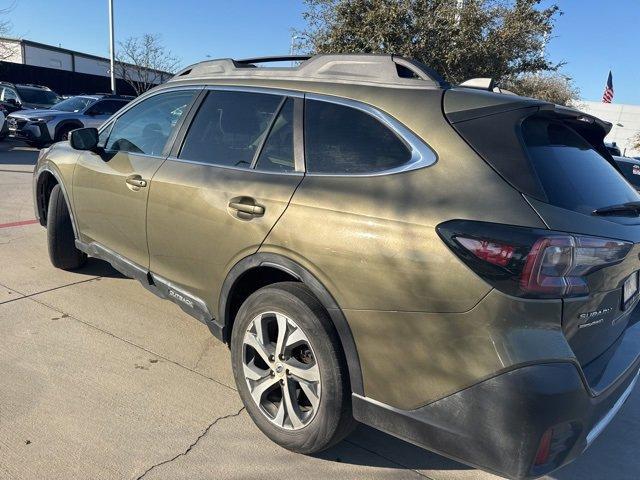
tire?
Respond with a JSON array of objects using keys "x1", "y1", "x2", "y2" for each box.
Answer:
[
  {"x1": 55, "y1": 124, "x2": 77, "y2": 142},
  {"x1": 47, "y1": 184, "x2": 86, "y2": 270},
  {"x1": 231, "y1": 282, "x2": 356, "y2": 454}
]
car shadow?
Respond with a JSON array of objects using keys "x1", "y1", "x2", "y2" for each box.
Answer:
[
  {"x1": 315, "y1": 385, "x2": 639, "y2": 480},
  {"x1": 75, "y1": 258, "x2": 126, "y2": 279},
  {"x1": 0, "y1": 139, "x2": 39, "y2": 165},
  {"x1": 317, "y1": 424, "x2": 472, "y2": 473}
]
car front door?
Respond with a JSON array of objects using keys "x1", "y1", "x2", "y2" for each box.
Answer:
[
  {"x1": 146, "y1": 88, "x2": 303, "y2": 315},
  {"x1": 72, "y1": 88, "x2": 199, "y2": 269}
]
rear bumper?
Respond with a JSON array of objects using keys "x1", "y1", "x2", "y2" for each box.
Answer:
[{"x1": 353, "y1": 360, "x2": 640, "y2": 479}]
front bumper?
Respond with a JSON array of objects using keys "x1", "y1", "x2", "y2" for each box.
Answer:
[
  {"x1": 353, "y1": 358, "x2": 640, "y2": 479},
  {"x1": 7, "y1": 118, "x2": 52, "y2": 144}
]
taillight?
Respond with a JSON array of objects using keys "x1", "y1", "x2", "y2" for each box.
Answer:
[
  {"x1": 456, "y1": 237, "x2": 514, "y2": 267},
  {"x1": 534, "y1": 428, "x2": 553, "y2": 466},
  {"x1": 530, "y1": 423, "x2": 581, "y2": 475},
  {"x1": 438, "y1": 220, "x2": 632, "y2": 299}
]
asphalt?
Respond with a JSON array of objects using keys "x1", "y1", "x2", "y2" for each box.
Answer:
[{"x1": 0, "y1": 138, "x2": 638, "y2": 479}]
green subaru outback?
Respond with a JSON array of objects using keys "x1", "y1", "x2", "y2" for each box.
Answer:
[{"x1": 33, "y1": 54, "x2": 640, "y2": 479}]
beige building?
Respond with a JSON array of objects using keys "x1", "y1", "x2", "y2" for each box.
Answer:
[
  {"x1": 576, "y1": 101, "x2": 640, "y2": 157},
  {"x1": 0, "y1": 37, "x2": 171, "y2": 86}
]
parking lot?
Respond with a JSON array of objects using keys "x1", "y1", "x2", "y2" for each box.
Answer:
[{"x1": 0, "y1": 139, "x2": 638, "y2": 480}]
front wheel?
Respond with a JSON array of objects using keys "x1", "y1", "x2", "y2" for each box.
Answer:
[
  {"x1": 231, "y1": 282, "x2": 356, "y2": 454},
  {"x1": 55, "y1": 125, "x2": 76, "y2": 142},
  {"x1": 47, "y1": 184, "x2": 87, "y2": 270}
]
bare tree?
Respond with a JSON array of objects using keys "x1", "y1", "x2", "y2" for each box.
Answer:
[
  {"x1": 115, "y1": 34, "x2": 180, "y2": 95},
  {"x1": 0, "y1": 1, "x2": 18, "y2": 61}
]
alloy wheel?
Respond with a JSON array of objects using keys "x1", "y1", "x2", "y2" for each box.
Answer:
[{"x1": 242, "y1": 311, "x2": 321, "y2": 430}]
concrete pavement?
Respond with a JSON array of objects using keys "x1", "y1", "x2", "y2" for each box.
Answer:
[{"x1": 0, "y1": 139, "x2": 637, "y2": 479}]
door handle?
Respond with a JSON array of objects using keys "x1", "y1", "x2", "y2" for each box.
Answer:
[
  {"x1": 228, "y1": 201, "x2": 265, "y2": 216},
  {"x1": 126, "y1": 175, "x2": 147, "y2": 188}
]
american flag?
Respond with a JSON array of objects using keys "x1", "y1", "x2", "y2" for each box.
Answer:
[{"x1": 602, "y1": 71, "x2": 614, "y2": 103}]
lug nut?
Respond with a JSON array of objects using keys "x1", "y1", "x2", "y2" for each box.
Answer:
[
  {"x1": 278, "y1": 354, "x2": 284, "y2": 360},
  {"x1": 269, "y1": 355, "x2": 275, "y2": 362}
]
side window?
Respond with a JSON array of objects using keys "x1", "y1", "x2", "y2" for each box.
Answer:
[
  {"x1": 304, "y1": 99, "x2": 411, "y2": 174},
  {"x1": 255, "y1": 98, "x2": 295, "y2": 172},
  {"x1": 87, "y1": 99, "x2": 128, "y2": 116},
  {"x1": 2, "y1": 88, "x2": 18, "y2": 102},
  {"x1": 179, "y1": 90, "x2": 283, "y2": 168},
  {"x1": 105, "y1": 90, "x2": 196, "y2": 156}
]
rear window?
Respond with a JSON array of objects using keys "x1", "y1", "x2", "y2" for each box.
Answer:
[
  {"x1": 522, "y1": 117, "x2": 640, "y2": 215},
  {"x1": 16, "y1": 87, "x2": 59, "y2": 106}
]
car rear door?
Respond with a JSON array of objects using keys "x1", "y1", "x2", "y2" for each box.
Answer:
[
  {"x1": 146, "y1": 87, "x2": 304, "y2": 315},
  {"x1": 72, "y1": 88, "x2": 199, "y2": 270}
]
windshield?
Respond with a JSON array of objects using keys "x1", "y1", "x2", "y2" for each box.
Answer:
[
  {"x1": 16, "y1": 87, "x2": 60, "y2": 106},
  {"x1": 522, "y1": 117, "x2": 640, "y2": 215},
  {"x1": 52, "y1": 96, "x2": 95, "y2": 112}
]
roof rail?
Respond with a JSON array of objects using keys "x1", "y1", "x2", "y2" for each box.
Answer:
[
  {"x1": 235, "y1": 55, "x2": 312, "y2": 67},
  {"x1": 20, "y1": 83, "x2": 51, "y2": 90},
  {"x1": 171, "y1": 54, "x2": 449, "y2": 89}
]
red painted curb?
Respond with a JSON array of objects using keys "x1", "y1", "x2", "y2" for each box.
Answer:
[{"x1": 0, "y1": 219, "x2": 39, "y2": 229}]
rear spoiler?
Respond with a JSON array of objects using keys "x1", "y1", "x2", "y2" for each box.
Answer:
[
  {"x1": 444, "y1": 89, "x2": 620, "y2": 202},
  {"x1": 538, "y1": 104, "x2": 615, "y2": 165}
]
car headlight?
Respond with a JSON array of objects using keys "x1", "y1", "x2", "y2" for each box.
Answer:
[{"x1": 28, "y1": 116, "x2": 55, "y2": 122}]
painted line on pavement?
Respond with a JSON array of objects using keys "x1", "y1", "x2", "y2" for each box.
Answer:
[{"x1": 0, "y1": 219, "x2": 39, "y2": 229}]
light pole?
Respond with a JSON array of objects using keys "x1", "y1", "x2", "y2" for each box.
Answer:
[
  {"x1": 289, "y1": 34, "x2": 300, "y2": 66},
  {"x1": 108, "y1": 0, "x2": 116, "y2": 94}
]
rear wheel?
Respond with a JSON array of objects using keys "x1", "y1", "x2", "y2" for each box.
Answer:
[
  {"x1": 231, "y1": 282, "x2": 355, "y2": 453},
  {"x1": 47, "y1": 184, "x2": 86, "y2": 270}
]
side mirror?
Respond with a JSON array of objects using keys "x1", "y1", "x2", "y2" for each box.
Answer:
[
  {"x1": 6, "y1": 98, "x2": 18, "y2": 106},
  {"x1": 69, "y1": 127, "x2": 99, "y2": 150}
]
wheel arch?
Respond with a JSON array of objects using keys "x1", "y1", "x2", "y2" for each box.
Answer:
[
  {"x1": 218, "y1": 252, "x2": 364, "y2": 395},
  {"x1": 34, "y1": 165, "x2": 78, "y2": 238},
  {"x1": 54, "y1": 120, "x2": 84, "y2": 141}
]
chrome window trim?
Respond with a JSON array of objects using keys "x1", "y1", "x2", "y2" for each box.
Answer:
[
  {"x1": 164, "y1": 156, "x2": 304, "y2": 176},
  {"x1": 304, "y1": 93, "x2": 438, "y2": 177}
]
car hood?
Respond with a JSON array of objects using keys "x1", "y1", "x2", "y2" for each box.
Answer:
[{"x1": 9, "y1": 109, "x2": 75, "y2": 120}]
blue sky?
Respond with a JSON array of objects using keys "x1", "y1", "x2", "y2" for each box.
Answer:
[{"x1": 4, "y1": 0, "x2": 639, "y2": 103}]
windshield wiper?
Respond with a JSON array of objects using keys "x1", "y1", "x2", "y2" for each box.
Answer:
[{"x1": 592, "y1": 201, "x2": 640, "y2": 216}]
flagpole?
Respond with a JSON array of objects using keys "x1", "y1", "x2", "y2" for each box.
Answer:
[{"x1": 108, "y1": 0, "x2": 116, "y2": 95}]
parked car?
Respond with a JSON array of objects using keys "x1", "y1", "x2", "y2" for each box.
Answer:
[
  {"x1": 32, "y1": 55, "x2": 640, "y2": 480},
  {"x1": 0, "y1": 82, "x2": 61, "y2": 110},
  {"x1": 605, "y1": 141, "x2": 622, "y2": 156},
  {"x1": 613, "y1": 155, "x2": 640, "y2": 191},
  {"x1": 7, "y1": 94, "x2": 132, "y2": 148},
  {"x1": 0, "y1": 108, "x2": 6, "y2": 140}
]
